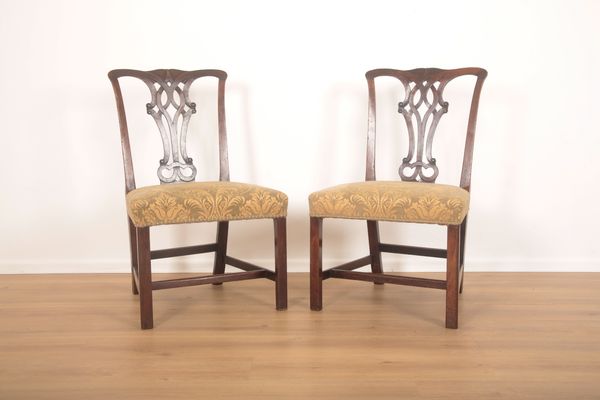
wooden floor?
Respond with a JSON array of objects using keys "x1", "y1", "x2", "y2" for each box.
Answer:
[{"x1": 0, "y1": 273, "x2": 599, "y2": 399}]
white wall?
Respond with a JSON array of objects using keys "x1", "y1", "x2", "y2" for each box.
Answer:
[{"x1": 1, "y1": 0, "x2": 599, "y2": 273}]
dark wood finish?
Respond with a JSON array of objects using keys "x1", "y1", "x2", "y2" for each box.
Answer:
[
  {"x1": 460, "y1": 75, "x2": 487, "y2": 192},
  {"x1": 136, "y1": 227, "x2": 153, "y2": 330},
  {"x1": 458, "y1": 263, "x2": 465, "y2": 294},
  {"x1": 379, "y1": 243, "x2": 447, "y2": 258},
  {"x1": 225, "y1": 256, "x2": 271, "y2": 271},
  {"x1": 310, "y1": 217, "x2": 323, "y2": 311},
  {"x1": 108, "y1": 69, "x2": 229, "y2": 189},
  {"x1": 328, "y1": 270, "x2": 447, "y2": 289},
  {"x1": 225, "y1": 256, "x2": 276, "y2": 281},
  {"x1": 312, "y1": 68, "x2": 487, "y2": 329},
  {"x1": 367, "y1": 221, "x2": 383, "y2": 284},
  {"x1": 365, "y1": 76, "x2": 377, "y2": 181},
  {"x1": 127, "y1": 217, "x2": 139, "y2": 295},
  {"x1": 108, "y1": 73, "x2": 136, "y2": 193},
  {"x1": 108, "y1": 69, "x2": 287, "y2": 329},
  {"x1": 274, "y1": 218, "x2": 287, "y2": 310},
  {"x1": 217, "y1": 78, "x2": 230, "y2": 181},
  {"x1": 152, "y1": 270, "x2": 270, "y2": 290},
  {"x1": 445, "y1": 225, "x2": 460, "y2": 329},
  {"x1": 151, "y1": 243, "x2": 217, "y2": 260},
  {"x1": 322, "y1": 255, "x2": 372, "y2": 279},
  {"x1": 365, "y1": 68, "x2": 487, "y2": 187},
  {"x1": 331, "y1": 255, "x2": 372, "y2": 271},
  {"x1": 131, "y1": 264, "x2": 140, "y2": 293},
  {"x1": 459, "y1": 217, "x2": 467, "y2": 293},
  {"x1": 212, "y1": 221, "x2": 229, "y2": 284}
]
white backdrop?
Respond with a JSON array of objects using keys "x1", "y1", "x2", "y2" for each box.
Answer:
[{"x1": 1, "y1": 0, "x2": 599, "y2": 273}]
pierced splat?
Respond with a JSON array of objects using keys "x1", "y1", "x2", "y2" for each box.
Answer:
[
  {"x1": 397, "y1": 79, "x2": 449, "y2": 182},
  {"x1": 109, "y1": 69, "x2": 229, "y2": 191},
  {"x1": 365, "y1": 68, "x2": 487, "y2": 188},
  {"x1": 141, "y1": 71, "x2": 200, "y2": 183}
]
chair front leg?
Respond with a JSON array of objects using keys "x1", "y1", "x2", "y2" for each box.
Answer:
[
  {"x1": 212, "y1": 221, "x2": 229, "y2": 285},
  {"x1": 446, "y1": 224, "x2": 460, "y2": 329},
  {"x1": 274, "y1": 218, "x2": 288, "y2": 310},
  {"x1": 367, "y1": 220, "x2": 383, "y2": 284},
  {"x1": 310, "y1": 217, "x2": 323, "y2": 311},
  {"x1": 136, "y1": 227, "x2": 153, "y2": 330},
  {"x1": 128, "y1": 217, "x2": 139, "y2": 295}
]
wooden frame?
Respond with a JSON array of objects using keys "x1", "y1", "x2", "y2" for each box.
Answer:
[
  {"x1": 310, "y1": 68, "x2": 487, "y2": 329},
  {"x1": 109, "y1": 69, "x2": 287, "y2": 329}
]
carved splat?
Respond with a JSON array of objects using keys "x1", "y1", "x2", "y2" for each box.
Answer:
[
  {"x1": 109, "y1": 69, "x2": 229, "y2": 192},
  {"x1": 365, "y1": 68, "x2": 487, "y2": 189},
  {"x1": 397, "y1": 79, "x2": 449, "y2": 183},
  {"x1": 140, "y1": 70, "x2": 200, "y2": 183}
]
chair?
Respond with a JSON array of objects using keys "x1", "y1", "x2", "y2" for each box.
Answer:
[
  {"x1": 309, "y1": 68, "x2": 487, "y2": 329},
  {"x1": 108, "y1": 69, "x2": 288, "y2": 329}
]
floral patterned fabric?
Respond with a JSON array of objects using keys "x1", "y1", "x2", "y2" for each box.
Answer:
[
  {"x1": 127, "y1": 181, "x2": 287, "y2": 228},
  {"x1": 309, "y1": 181, "x2": 469, "y2": 225}
]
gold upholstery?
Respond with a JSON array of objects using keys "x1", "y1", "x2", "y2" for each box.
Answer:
[
  {"x1": 127, "y1": 181, "x2": 288, "y2": 228},
  {"x1": 309, "y1": 181, "x2": 469, "y2": 225}
]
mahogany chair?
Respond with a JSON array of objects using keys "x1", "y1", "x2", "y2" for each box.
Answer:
[
  {"x1": 309, "y1": 68, "x2": 487, "y2": 329},
  {"x1": 108, "y1": 69, "x2": 287, "y2": 329}
]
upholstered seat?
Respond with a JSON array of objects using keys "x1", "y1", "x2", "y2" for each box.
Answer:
[
  {"x1": 127, "y1": 181, "x2": 288, "y2": 228},
  {"x1": 309, "y1": 181, "x2": 469, "y2": 225}
]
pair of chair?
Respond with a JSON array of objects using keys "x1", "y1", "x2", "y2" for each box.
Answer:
[{"x1": 109, "y1": 67, "x2": 487, "y2": 330}]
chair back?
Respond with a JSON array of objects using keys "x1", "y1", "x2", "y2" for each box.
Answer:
[
  {"x1": 108, "y1": 69, "x2": 230, "y2": 192},
  {"x1": 365, "y1": 68, "x2": 487, "y2": 191}
]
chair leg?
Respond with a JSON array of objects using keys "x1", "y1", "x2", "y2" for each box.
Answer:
[
  {"x1": 128, "y1": 217, "x2": 139, "y2": 295},
  {"x1": 136, "y1": 227, "x2": 153, "y2": 330},
  {"x1": 274, "y1": 218, "x2": 287, "y2": 310},
  {"x1": 212, "y1": 221, "x2": 229, "y2": 285},
  {"x1": 310, "y1": 217, "x2": 323, "y2": 311},
  {"x1": 446, "y1": 224, "x2": 460, "y2": 329},
  {"x1": 459, "y1": 217, "x2": 468, "y2": 294},
  {"x1": 367, "y1": 220, "x2": 383, "y2": 284}
]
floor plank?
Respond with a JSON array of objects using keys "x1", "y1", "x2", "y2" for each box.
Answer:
[{"x1": 0, "y1": 273, "x2": 599, "y2": 399}]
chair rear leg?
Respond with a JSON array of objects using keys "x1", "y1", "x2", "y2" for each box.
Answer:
[
  {"x1": 459, "y1": 217, "x2": 467, "y2": 294},
  {"x1": 212, "y1": 221, "x2": 229, "y2": 285},
  {"x1": 128, "y1": 217, "x2": 139, "y2": 295},
  {"x1": 136, "y1": 227, "x2": 153, "y2": 330},
  {"x1": 446, "y1": 224, "x2": 460, "y2": 329},
  {"x1": 367, "y1": 220, "x2": 383, "y2": 284},
  {"x1": 274, "y1": 218, "x2": 287, "y2": 310},
  {"x1": 310, "y1": 217, "x2": 323, "y2": 311}
]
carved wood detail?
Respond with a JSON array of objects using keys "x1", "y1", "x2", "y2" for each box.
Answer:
[
  {"x1": 108, "y1": 69, "x2": 229, "y2": 189},
  {"x1": 397, "y1": 79, "x2": 449, "y2": 182},
  {"x1": 143, "y1": 72, "x2": 198, "y2": 183},
  {"x1": 365, "y1": 68, "x2": 487, "y2": 190}
]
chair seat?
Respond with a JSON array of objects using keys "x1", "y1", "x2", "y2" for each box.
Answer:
[
  {"x1": 127, "y1": 181, "x2": 288, "y2": 228},
  {"x1": 309, "y1": 181, "x2": 469, "y2": 225}
]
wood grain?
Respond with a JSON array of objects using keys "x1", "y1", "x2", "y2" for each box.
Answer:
[{"x1": 1, "y1": 272, "x2": 599, "y2": 399}]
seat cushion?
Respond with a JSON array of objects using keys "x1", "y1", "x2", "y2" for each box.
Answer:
[
  {"x1": 309, "y1": 181, "x2": 469, "y2": 225},
  {"x1": 127, "y1": 181, "x2": 287, "y2": 228}
]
